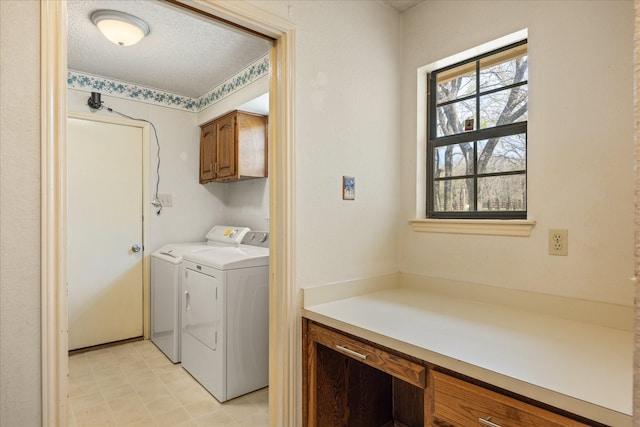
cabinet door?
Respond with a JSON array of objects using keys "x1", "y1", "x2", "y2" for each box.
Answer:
[
  {"x1": 199, "y1": 121, "x2": 216, "y2": 183},
  {"x1": 215, "y1": 113, "x2": 237, "y2": 180},
  {"x1": 237, "y1": 112, "x2": 268, "y2": 178}
]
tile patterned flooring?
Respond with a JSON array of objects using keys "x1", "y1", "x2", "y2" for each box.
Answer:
[{"x1": 68, "y1": 340, "x2": 269, "y2": 427}]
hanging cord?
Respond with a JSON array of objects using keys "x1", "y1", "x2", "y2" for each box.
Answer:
[{"x1": 95, "y1": 102, "x2": 163, "y2": 215}]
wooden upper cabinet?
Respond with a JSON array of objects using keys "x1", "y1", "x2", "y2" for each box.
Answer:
[
  {"x1": 199, "y1": 110, "x2": 268, "y2": 184},
  {"x1": 199, "y1": 121, "x2": 216, "y2": 183},
  {"x1": 214, "y1": 112, "x2": 237, "y2": 180}
]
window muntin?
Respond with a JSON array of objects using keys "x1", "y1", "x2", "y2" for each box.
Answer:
[{"x1": 428, "y1": 40, "x2": 528, "y2": 219}]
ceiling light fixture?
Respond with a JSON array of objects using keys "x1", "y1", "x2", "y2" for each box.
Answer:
[{"x1": 90, "y1": 10, "x2": 150, "y2": 47}]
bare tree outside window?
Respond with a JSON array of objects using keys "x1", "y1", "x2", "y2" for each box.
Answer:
[{"x1": 428, "y1": 41, "x2": 528, "y2": 219}]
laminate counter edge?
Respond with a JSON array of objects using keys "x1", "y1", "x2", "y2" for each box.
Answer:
[{"x1": 302, "y1": 288, "x2": 632, "y2": 427}]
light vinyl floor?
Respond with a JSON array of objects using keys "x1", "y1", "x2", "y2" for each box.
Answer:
[{"x1": 68, "y1": 340, "x2": 269, "y2": 427}]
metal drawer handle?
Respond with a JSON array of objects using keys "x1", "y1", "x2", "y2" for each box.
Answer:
[
  {"x1": 335, "y1": 345, "x2": 367, "y2": 360},
  {"x1": 479, "y1": 416, "x2": 501, "y2": 427}
]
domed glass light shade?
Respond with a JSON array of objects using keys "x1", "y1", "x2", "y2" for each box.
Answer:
[{"x1": 91, "y1": 10, "x2": 150, "y2": 47}]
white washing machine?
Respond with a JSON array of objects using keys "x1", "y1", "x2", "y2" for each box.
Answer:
[
  {"x1": 150, "y1": 226, "x2": 250, "y2": 363},
  {"x1": 181, "y1": 231, "x2": 269, "y2": 402}
]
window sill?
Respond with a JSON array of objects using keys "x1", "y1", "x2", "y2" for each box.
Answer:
[{"x1": 409, "y1": 218, "x2": 536, "y2": 237}]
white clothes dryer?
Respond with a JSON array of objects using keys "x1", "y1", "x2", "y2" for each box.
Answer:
[
  {"x1": 181, "y1": 231, "x2": 269, "y2": 402},
  {"x1": 150, "y1": 226, "x2": 250, "y2": 363}
]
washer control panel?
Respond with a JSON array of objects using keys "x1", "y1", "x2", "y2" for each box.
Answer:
[
  {"x1": 241, "y1": 231, "x2": 269, "y2": 248},
  {"x1": 205, "y1": 226, "x2": 250, "y2": 245}
]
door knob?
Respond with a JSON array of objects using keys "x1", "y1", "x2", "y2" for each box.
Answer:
[{"x1": 131, "y1": 244, "x2": 142, "y2": 253}]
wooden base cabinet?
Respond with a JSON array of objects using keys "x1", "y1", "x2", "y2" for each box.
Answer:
[
  {"x1": 302, "y1": 319, "x2": 605, "y2": 427},
  {"x1": 199, "y1": 110, "x2": 267, "y2": 183},
  {"x1": 304, "y1": 320, "x2": 427, "y2": 427},
  {"x1": 431, "y1": 371, "x2": 591, "y2": 427}
]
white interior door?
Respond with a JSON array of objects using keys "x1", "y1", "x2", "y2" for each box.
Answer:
[{"x1": 67, "y1": 116, "x2": 144, "y2": 351}]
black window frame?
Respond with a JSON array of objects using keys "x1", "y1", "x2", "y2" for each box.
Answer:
[{"x1": 427, "y1": 40, "x2": 528, "y2": 220}]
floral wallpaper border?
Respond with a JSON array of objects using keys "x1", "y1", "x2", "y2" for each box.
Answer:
[{"x1": 67, "y1": 54, "x2": 270, "y2": 112}]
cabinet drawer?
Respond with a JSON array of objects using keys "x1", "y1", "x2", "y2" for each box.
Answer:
[
  {"x1": 432, "y1": 371, "x2": 589, "y2": 427},
  {"x1": 308, "y1": 322, "x2": 425, "y2": 388}
]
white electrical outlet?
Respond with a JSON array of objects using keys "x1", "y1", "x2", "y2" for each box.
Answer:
[
  {"x1": 548, "y1": 229, "x2": 568, "y2": 256},
  {"x1": 156, "y1": 193, "x2": 173, "y2": 207}
]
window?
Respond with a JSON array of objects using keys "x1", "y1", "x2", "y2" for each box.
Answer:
[{"x1": 427, "y1": 40, "x2": 528, "y2": 219}]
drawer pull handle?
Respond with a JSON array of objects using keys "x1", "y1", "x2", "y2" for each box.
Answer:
[
  {"x1": 335, "y1": 345, "x2": 367, "y2": 360},
  {"x1": 478, "y1": 416, "x2": 501, "y2": 427}
]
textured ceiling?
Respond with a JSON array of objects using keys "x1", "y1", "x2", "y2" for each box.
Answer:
[
  {"x1": 67, "y1": 0, "x2": 425, "y2": 99},
  {"x1": 67, "y1": 0, "x2": 272, "y2": 98}
]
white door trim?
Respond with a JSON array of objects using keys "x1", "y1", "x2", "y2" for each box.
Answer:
[
  {"x1": 41, "y1": 1, "x2": 296, "y2": 426},
  {"x1": 41, "y1": 2, "x2": 68, "y2": 424},
  {"x1": 67, "y1": 112, "x2": 151, "y2": 343}
]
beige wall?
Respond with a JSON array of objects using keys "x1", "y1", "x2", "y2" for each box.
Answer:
[
  {"x1": 250, "y1": 0, "x2": 403, "y2": 288},
  {"x1": 1, "y1": 0, "x2": 637, "y2": 424},
  {"x1": 1, "y1": 1, "x2": 403, "y2": 423},
  {"x1": 0, "y1": 1, "x2": 42, "y2": 425},
  {"x1": 68, "y1": 89, "x2": 233, "y2": 250},
  {"x1": 400, "y1": 0, "x2": 635, "y2": 306}
]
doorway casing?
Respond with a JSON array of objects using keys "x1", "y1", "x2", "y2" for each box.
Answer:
[{"x1": 41, "y1": 1, "x2": 296, "y2": 426}]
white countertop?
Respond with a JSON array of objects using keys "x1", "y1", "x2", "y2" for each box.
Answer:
[{"x1": 303, "y1": 287, "x2": 633, "y2": 426}]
